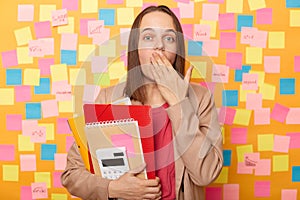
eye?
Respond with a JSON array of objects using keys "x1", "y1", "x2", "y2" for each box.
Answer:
[
  {"x1": 164, "y1": 35, "x2": 175, "y2": 43},
  {"x1": 143, "y1": 35, "x2": 153, "y2": 41}
]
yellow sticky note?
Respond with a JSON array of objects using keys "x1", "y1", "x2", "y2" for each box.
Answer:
[
  {"x1": 108, "y1": 61, "x2": 127, "y2": 80},
  {"x1": 58, "y1": 17, "x2": 74, "y2": 34},
  {"x1": 268, "y1": 32, "x2": 285, "y2": 49},
  {"x1": 290, "y1": 10, "x2": 300, "y2": 27},
  {"x1": 273, "y1": 155, "x2": 289, "y2": 172},
  {"x1": 191, "y1": 61, "x2": 207, "y2": 78},
  {"x1": 239, "y1": 85, "x2": 256, "y2": 102},
  {"x1": 233, "y1": 109, "x2": 252, "y2": 126},
  {"x1": 51, "y1": 194, "x2": 68, "y2": 200},
  {"x1": 249, "y1": 70, "x2": 265, "y2": 87},
  {"x1": 248, "y1": 0, "x2": 266, "y2": 11},
  {"x1": 81, "y1": 0, "x2": 98, "y2": 13},
  {"x1": 236, "y1": 145, "x2": 253, "y2": 162},
  {"x1": 14, "y1": 26, "x2": 32, "y2": 46},
  {"x1": 39, "y1": 123, "x2": 55, "y2": 141},
  {"x1": 39, "y1": 5, "x2": 56, "y2": 21},
  {"x1": 34, "y1": 172, "x2": 51, "y2": 188},
  {"x1": 214, "y1": 167, "x2": 228, "y2": 183},
  {"x1": 95, "y1": 73, "x2": 110, "y2": 87},
  {"x1": 226, "y1": 0, "x2": 243, "y2": 13},
  {"x1": 221, "y1": 126, "x2": 225, "y2": 144},
  {"x1": 24, "y1": 69, "x2": 40, "y2": 86},
  {"x1": 18, "y1": 135, "x2": 34, "y2": 151},
  {"x1": 69, "y1": 68, "x2": 86, "y2": 85},
  {"x1": 50, "y1": 64, "x2": 68, "y2": 82},
  {"x1": 99, "y1": 40, "x2": 116, "y2": 57},
  {"x1": 59, "y1": 96, "x2": 74, "y2": 113},
  {"x1": 117, "y1": 8, "x2": 134, "y2": 25},
  {"x1": 258, "y1": 134, "x2": 274, "y2": 151},
  {"x1": 246, "y1": 47, "x2": 263, "y2": 64},
  {"x1": 200, "y1": 20, "x2": 217, "y2": 37},
  {"x1": 78, "y1": 44, "x2": 96, "y2": 62},
  {"x1": 0, "y1": 88, "x2": 14, "y2": 105},
  {"x1": 3, "y1": 165, "x2": 19, "y2": 182},
  {"x1": 259, "y1": 83, "x2": 275, "y2": 100},
  {"x1": 17, "y1": 47, "x2": 33, "y2": 64},
  {"x1": 126, "y1": 0, "x2": 143, "y2": 7}
]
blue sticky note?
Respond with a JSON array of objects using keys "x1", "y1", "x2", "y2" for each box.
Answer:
[
  {"x1": 237, "y1": 15, "x2": 253, "y2": 32},
  {"x1": 34, "y1": 78, "x2": 50, "y2": 94},
  {"x1": 41, "y1": 144, "x2": 57, "y2": 160},
  {"x1": 292, "y1": 166, "x2": 300, "y2": 182},
  {"x1": 223, "y1": 150, "x2": 232, "y2": 166},
  {"x1": 61, "y1": 50, "x2": 77, "y2": 66},
  {"x1": 99, "y1": 9, "x2": 115, "y2": 26},
  {"x1": 6, "y1": 69, "x2": 22, "y2": 85},
  {"x1": 286, "y1": 0, "x2": 300, "y2": 8},
  {"x1": 280, "y1": 78, "x2": 295, "y2": 95},
  {"x1": 222, "y1": 90, "x2": 238, "y2": 106},
  {"x1": 25, "y1": 103, "x2": 41, "y2": 119},
  {"x1": 235, "y1": 65, "x2": 251, "y2": 82},
  {"x1": 188, "y1": 40, "x2": 202, "y2": 56}
]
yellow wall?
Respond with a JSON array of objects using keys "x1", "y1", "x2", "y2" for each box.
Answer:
[{"x1": 1, "y1": 0, "x2": 300, "y2": 199}]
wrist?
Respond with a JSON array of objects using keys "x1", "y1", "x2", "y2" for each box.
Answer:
[{"x1": 108, "y1": 180, "x2": 118, "y2": 198}]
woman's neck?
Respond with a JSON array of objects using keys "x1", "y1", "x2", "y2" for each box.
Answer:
[{"x1": 144, "y1": 84, "x2": 166, "y2": 107}]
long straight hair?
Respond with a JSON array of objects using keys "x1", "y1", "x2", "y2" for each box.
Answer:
[{"x1": 124, "y1": 5, "x2": 186, "y2": 104}]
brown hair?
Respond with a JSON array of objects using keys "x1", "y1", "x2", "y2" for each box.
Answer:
[{"x1": 124, "y1": 5, "x2": 186, "y2": 104}]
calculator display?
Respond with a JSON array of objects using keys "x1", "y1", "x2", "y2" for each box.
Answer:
[{"x1": 101, "y1": 158, "x2": 125, "y2": 167}]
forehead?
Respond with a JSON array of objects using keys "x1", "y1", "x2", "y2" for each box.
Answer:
[{"x1": 139, "y1": 11, "x2": 176, "y2": 30}]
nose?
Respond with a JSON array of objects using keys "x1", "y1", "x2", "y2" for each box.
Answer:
[{"x1": 154, "y1": 38, "x2": 165, "y2": 51}]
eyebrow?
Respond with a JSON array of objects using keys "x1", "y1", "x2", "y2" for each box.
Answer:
[{"x1": 141, "y1": 28, "x2": 176, "y2": 34}]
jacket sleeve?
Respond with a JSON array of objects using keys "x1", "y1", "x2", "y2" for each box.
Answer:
[
  {"x1": 61, "y1": 141, "x2": 112, "y2": 200},
  {"x1": 166, "y1": 84, "x2": 223, "y2": 186}
]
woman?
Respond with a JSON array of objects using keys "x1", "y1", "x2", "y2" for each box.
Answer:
[{"x1": 61, "y1": 5, "x2": 223, "y2": 200}]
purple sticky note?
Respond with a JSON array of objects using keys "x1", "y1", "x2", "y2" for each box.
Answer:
[
  {"x1": 6, "y1": 114, "x2": 22, "y2": 131},
  {"x1": 62, "y1": 0, "x2": 78, "y2": 10},
  {"x1": 286, "y1": 132, "x2": 300, "y2": 149},
  {"x1": 21, "y1": 186, "x2": 33, "y2": 200},
  {"x1": 38, "y1": 58, "x2": 54, "y2": 76},
  {"x1": 294, "y1": 56, "x2": 300, "y2": 72},
  {"x1": 254, "y1": 181, "x2": 270, "y2": 197},
  {"x1": 223, "y1": 184, "x2": 239, "y2": 200},
  {"x1": 226, "y1": 52, "x2": 242, "y2": 69},
  {"x1": 205, "y1": 187, "x2": 222, "y2": 200},
  {"x1": 34, "y1": 21, "x2": 52, "y2": 38},
  {"x1": 1, "y1": 50, "x2": 18, "y2": 68},
  {"x1": 231, "y1": 128, "x2": 247, "y2": 144},
  {"x1": 91, "y1": 56, "x2": 108, "y2": 73},
  {"x1": 220, "y1": 32, "x2": 236, "y2": 49},
  {"x1": 256, "y1": 8, "x2": 272, "y2": 25},
  {"x1": 57, "y1": 118, "x2": 72, "y2": 134},
  {"x1": 15, "y1": 86, "x2": 32, "y2": 102},
  {"x1": 219, "y1": 13, "x2": 235, "y2": 30},
  {"x1": 80, "y1": 18, "x2": 96, "y2": 36},
  {"x1": 270, "y1": 103, "x2": 290, "y2": 123},
  {"x1": 53, "y1": 171, "x2": 63, "y2": 188},
  {"x1": 111, "y1": 134, "x2": 135, "y2": 157},
  {"x1": 0, "y1": 145, "x2": 15, "y2": 161}
]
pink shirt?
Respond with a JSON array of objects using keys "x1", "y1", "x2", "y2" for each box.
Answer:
[{"x1": 152, "y1": 103, "x2": 176, "y2": 200}]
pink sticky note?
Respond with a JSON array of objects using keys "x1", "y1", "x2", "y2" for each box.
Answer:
[
  {"x1": 202, "y1": 4, "x2": 219, "y2": 21},
  {"x1": 181, "y1": 24, "x2": 193, "y2": 40},
  {"x1": 209, "y1": 0, "x2": 224, "y2": 2},
  {"x1": 29, "y1": 40, "x2": 44, "y2": 57},
  {"x1": 223, "y1": 184, "x2": 239, "y2": 200},
  {"x1": 18, "y1": 4, "x2": 34, "y2": 22},
  {"x1": 231, "y1": 128, "x2": 247, "y2": 144},
  {"x1": 256, "y1": 8, "x2": 272, "y2": 25},
  {"x1": 16, "y1": 86, "x2": 31, "y2": 103},
  {"x1": 218, "y1": 106, "x2": 236, "y2": 125},
  {"x1": 202, "y1": 39, "x2": 219, "y2": 57},
  {"x1": 21, "y1": 186, "x2": 33, "y2": 200},
  {"x1": 52, "y1": 9, "x2": 68, "y2": 26},
  {"x1": 39, "y1": 38, "x2": 54, "y2": 56},
  {"x1": 178, "y1": 2, "x2": 194, "y2": 19},
  {"x1": 0, "y1": 145, "x2": 15, "y2": 161},
  {"x1": 226, "y1": 52, "x2": 242, "y2": 69},
  {"x1": 212, "y1": 64, "x2": 229, "y2": 83},
  {"x1": 80, "y1": 18, "x2": 96, "y2": 36},
  {"x1": 237, "y1": 162, "x2": 253, "y2": 174},
  {"x1": 240, "y1": 27, "x2": 257, "y2": 44},
  {"x1": 142, "y1": 3, "x2": 158, "y2": 10},
  {"x1": 242, "y1": 73, "x2": 258, "y2": 90},
  {"x1": 111, "y1": 134, "x2": 135, "y2": 157},
  {"x1": 220, "y1": 32, "x2": 236, "y2": 49},
  {"x1": 120, "y1": 50, "x2": 127, "y2": 66},
  {"x1": 273, "y1": 135, "x2": 290, "y2": 153},
  {"x1": 91, "y1": 56, "x2": 108, "y2": 73},
  {"x1": 38, "y1": 58, "x2": 54, "y2": 76},
  {"x1": 205, "y1": 187, "x2": 222, "y2": 200},
  {"x1": 57, "y1": 118, "x2": 72, "y2": 134},
  {"x1": 34, "y1": 21, "x2": 52, "y2": 38},
  {"x1": 286, "y1": 132, "x2": 300, "y2": 149},
  {"x1": 6, "y1": 114, "x2": 22, "y2": 131},
  {"x1": 255, "y1": 159, "x2": 271, "y2": 176},
  {"x1": 254, "y1": 108, "x2": 270, "y2": 125},
  {"x1": 281, "y1": 189, "x2": 297, "y2": 200},
  {"x1": 270, "y1": 103, "x2": 290, "y2": 123},
  {"x1": 264, "y1": 56, "x2": 280, "y2": 73},
  {"x1": 22, "y1": 120, "x2": 38, "y2": 136},
  {"x1": 62, "y1": 0, "x2": 78, "y2": 11},
  {"x1": 88, "y1": 20, "x2": 104, "y2": 38},
  {"x1": 61, "y1": 33, "x2": 78, "y2": 50},
  {"x1": 286, "y1": 108, "x2": 300, "y2": 124},
  {"x1": 54, "y1": 153, "x2": 67, "y2": 170},
  {"x1": 255, "y1": 181, "x2": 270, "y2": 197},
  {"x1": 174, "y1": 0, "x2": 190, "y2": 3},
  {"x1": 294, "y1": 56, "x2": 300, "y2": 72},
  {"x1": 31, "y1": 126, "x2": 46, "y2": 143},
  {"x1": 1, "y1": 50, "x2": 18, "y2": 68},
  {"x1": 52, "y1": 81, "x2": 72, "y2": 101},
  {"x1": 194, "y1": 24, "x2": 210, "y2": 41},
  {"x1": 244, "y1": 152, "x2": 260, "y2": 169},
  {"x1": 31, "y1": 182, "x2": 48, "y2": 199},
  {"x1": 250, "y1": 30, "x2": 268, "y2": 48},
  {"x1": 83, "y1": 84, "x2": 101, "y2": 103},
  {"x1": 170, "y1": 8, "x2": 181, "y2": 21},
  {"x1": 92, "y1": 28, "x2": 110, "y2": 45},
  {"x1": 120, "y1": 28, "x2": 130, "y2": 46},
  {"x1": 219, "y1": 13, "x2": 235, "y2": 30},
  {"x1": 20, "y1": 154, "x2": 36, "y2": 171},
  {"x1": 53, "y1": 172, "x2": 63, "y2": 188},
  {"x1": 66, "y1": 136, "x2": 75, "y2": 151},
  {"x1": 199, "y1": 82, "x2": 216, "y2": 95},
  {"x1": 246, "y1": 93, "x2": 262, "y2": 110},
  {"x1": 41, "y1": 99, "x2": 59, "y2": 118}
]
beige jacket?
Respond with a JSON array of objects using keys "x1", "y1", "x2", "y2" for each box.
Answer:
[{"x1": 61, "y1": 82, "x2": 223, "y2": 200}]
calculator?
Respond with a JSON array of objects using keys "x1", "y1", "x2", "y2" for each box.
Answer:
[{"x1": 96, "y1": 147, "x2": 130, "y2": 180}]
